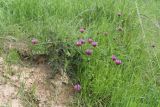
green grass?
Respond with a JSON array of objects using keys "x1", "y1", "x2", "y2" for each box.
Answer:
[
  {"x1": 0, "y1": 0, "x2": 160, "y2": 107},
  {"x1": 5, "y1": 49, "x2": 21, "y2": 64}
]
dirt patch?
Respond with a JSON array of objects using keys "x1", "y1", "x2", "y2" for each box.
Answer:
[
  {"x1": 0, "y1": 57, "x2": 74, "y2": 107},
  {"x1": 0, "y1": 83, "x2": 22, "y2": 107}
]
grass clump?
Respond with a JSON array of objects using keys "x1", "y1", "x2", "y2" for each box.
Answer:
[
  {"x1": 5, "y1": 49, "x2": 21, "y2": 64},
  {"x1": 18, "y1": 83, "x2": 39, "y2": 107}
]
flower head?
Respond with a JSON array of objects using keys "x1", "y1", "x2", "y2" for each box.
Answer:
[
  {"x1": 85, "y1": 49, "x2": 93, "y2": 56},
  {"x1": 32, "y1": 38, "x2": 38, "y2": 45},
  {"x1": 80, "y1": 28, "x2": 85, "y2": 33},
  {"x1": 112, "y1": 55, "x2": 117, "y2": 61},
  {"x1": 75, "y1": 41, "x2": 82, "y2": 46},
  {"x1": 92, "y1": 42, "x2": 97, "y2": 47},
  {"x1": 74, "y1": 84, "x2": 81, "y2": 92},
  {"x1": 79, "y1": 39, "x2": 85, "y2": 44},
  {"x1": 115, "y1": 59, "x2": 122, "y2": 65},
  {"x1": 88, "y1": 38, "x2": 93, "y2": 44}
]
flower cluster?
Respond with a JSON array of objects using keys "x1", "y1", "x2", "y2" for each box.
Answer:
[
  {"x1": 75, "y1": 38, "x2": 97, "y2": 56},
  {"x1": 75, "y1": 28, "x2": 98, "y2": 56},
  {"x1": 75, "y1": 38, "x2": 98, "y2": 56},
  {"x1": 112, "y1": 55, "x2": 122, "y2": 65}
]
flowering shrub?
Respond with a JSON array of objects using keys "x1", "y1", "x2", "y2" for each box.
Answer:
[{"x1": 30, "y1": 27, "x2": 123, "y2": 93}]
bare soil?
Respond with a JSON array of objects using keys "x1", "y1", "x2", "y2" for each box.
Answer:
[{"x1": 0, "y1": 56, "x2": 74, "y2": 107}]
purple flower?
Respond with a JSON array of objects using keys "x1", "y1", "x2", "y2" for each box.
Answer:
[
  {"x1": 32, "y1": 38, "x2": 38, "y2": 45},
  {"x1": 92, "y1": 42, "x2": 97, "y2": 47},
  {"x1": 112, "y1": 55, "x2": 117, "y2": 61},
  {"x1": 79, "y1": 39, "x2": 85, "y2": 44},
  {"x1": 85, "y1": 49, "x2": 93, "y2": 56},
  {"x1": 74, "y1": 84, "x2": 81, "y2": 91},
  {"x1": 75, "y1": 41, "x2": 82, "y2": 46},
  {"x1": 80, "y1": 28, "x2": 85, "y2": 33},
  {"x1": 115, "y1": 59, "x2": 122, "y2": 65},
  {"x1": 88, "y1": 38, "x2": 93, "y2": 44}
]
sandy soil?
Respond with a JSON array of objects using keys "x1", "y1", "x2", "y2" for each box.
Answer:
[{"x1": 0, "y1": 57, "x2": 74, "y2": 107}]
